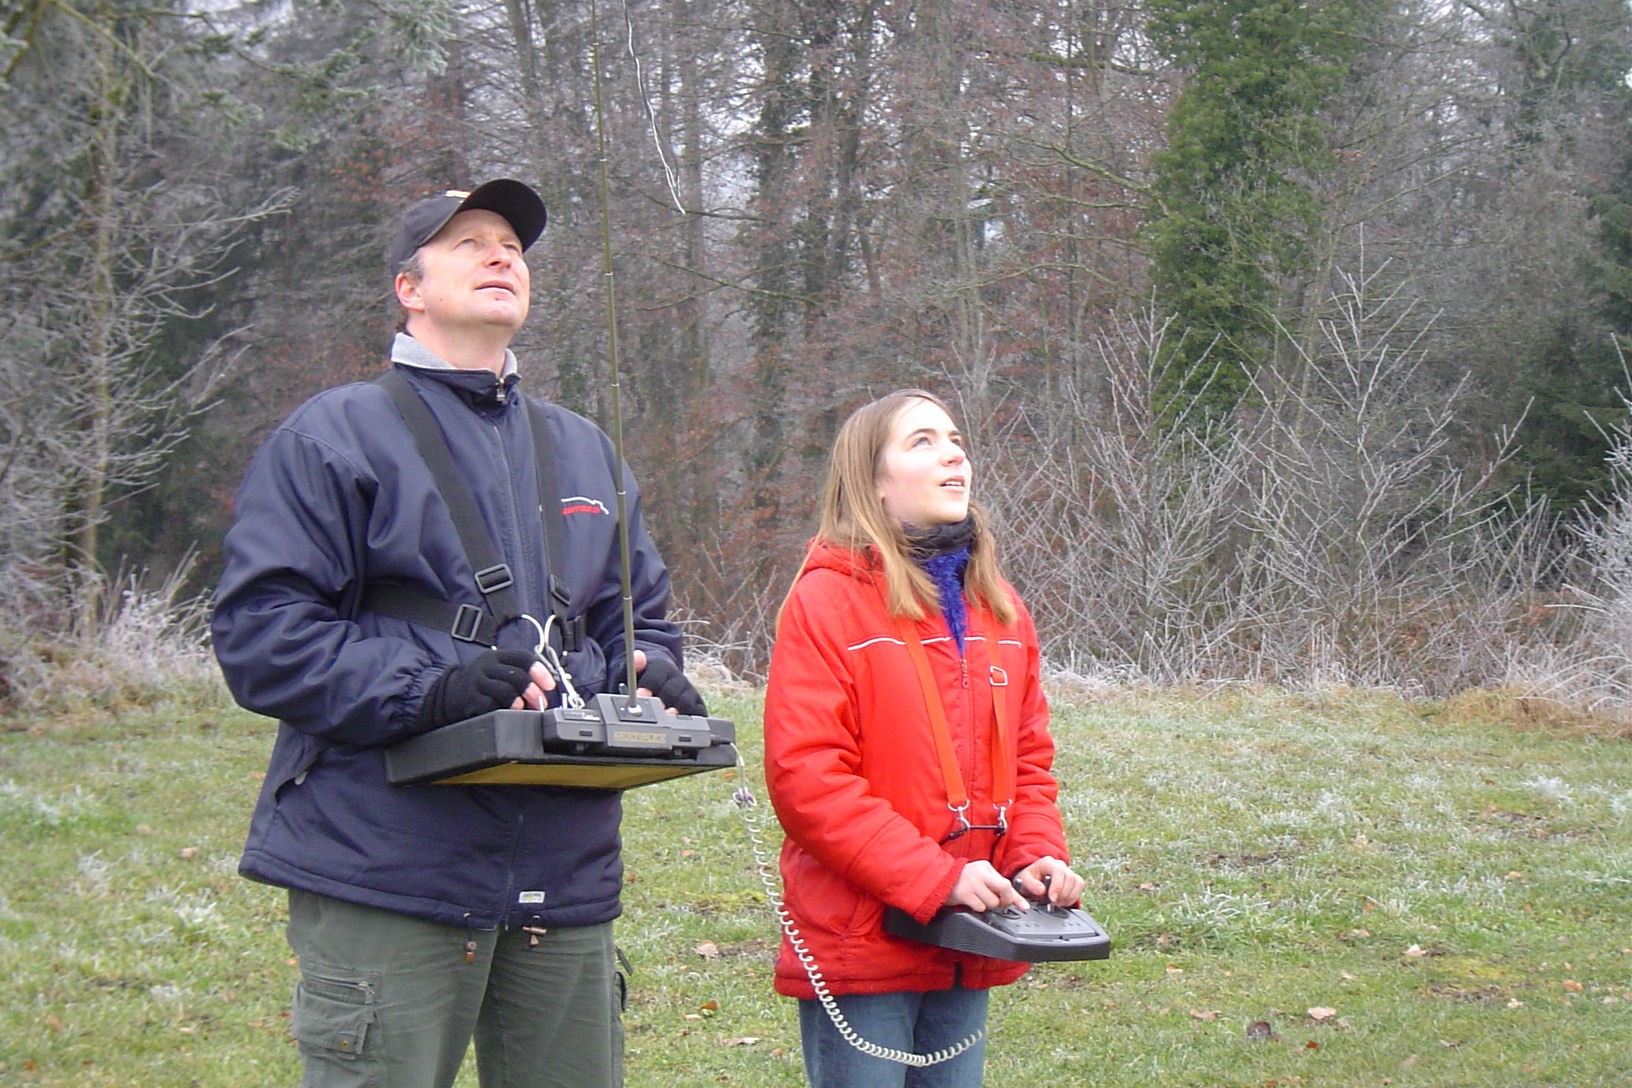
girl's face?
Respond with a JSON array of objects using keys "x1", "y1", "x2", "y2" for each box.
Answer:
[{"x1": 875, "y1": 398, "x2": 971, "y2": 529}]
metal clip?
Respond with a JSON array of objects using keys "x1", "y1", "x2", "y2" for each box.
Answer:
[{"x1": 523, "y1": 613, "x2": 584, "y2": 709}]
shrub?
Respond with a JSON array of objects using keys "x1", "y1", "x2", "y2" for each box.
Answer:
[{"x1": 1, "y1": 555, "x2": 226, "y2": 721}]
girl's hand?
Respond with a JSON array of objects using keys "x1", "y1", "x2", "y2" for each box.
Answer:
[
  {"x1": 1013, "y1": 857, "x2": 1085, "y2": 907},
  {"x1": 946, "y1": 860, "x2": 1026, "y2": 912}
]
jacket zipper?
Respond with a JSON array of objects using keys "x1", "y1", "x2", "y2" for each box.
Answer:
[
  {"x1": 498, "y1": 808, "x2": 525, "y2": 928},
  {"x1": 489, "y1": 414, "x2": 542, "y2": 628},
  {"x1": 959, "y1": 639, "x2": 978, "y2": 817}
]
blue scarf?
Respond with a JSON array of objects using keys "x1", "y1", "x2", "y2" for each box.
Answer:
[
  {"x1": 922, "y1": 549, "x2": 971, "y2": 651},
  {"x1": 906, "y1": 517, "x2": 975, "y2": 652}
]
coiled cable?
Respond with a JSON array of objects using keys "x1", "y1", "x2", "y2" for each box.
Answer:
[{"x1": 732, "y1": 774, "x2": 983, "y2": 1067}]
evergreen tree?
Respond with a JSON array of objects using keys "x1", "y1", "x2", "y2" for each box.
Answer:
[
  {"x1": 1143, "y1": 0, "x2": 1387, "y2": 421},
  {"x1": 1495, "y1": 0, "x2": 1632, "y2": 510}
]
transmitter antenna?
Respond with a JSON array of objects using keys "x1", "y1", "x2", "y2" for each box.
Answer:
[{"x1": 588, "y1": 0, "x2": 640, "y2": 706}]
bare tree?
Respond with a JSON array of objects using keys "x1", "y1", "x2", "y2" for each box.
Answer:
[
  {"x1": 1234, "y1": 263, "x2": 1558, "y2": 692},
  {"x1": 1551, "y1": 349, "x2": 1632, "y2": 714},
  {"x1": 1, "y1": 1, "x2": 286, "y2": 639},
  {"x1": 987, "y1": 307, "x2": 1251, "y2": 682},
  {"x1": 989, "y1": 267, "x2": 1564, "y2": 695}
]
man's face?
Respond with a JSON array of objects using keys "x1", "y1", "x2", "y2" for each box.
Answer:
[{"x1": 396, "y1": 209, "x2": 531, "y2": 337}]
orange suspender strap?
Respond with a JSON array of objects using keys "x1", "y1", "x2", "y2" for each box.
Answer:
[
  {"x1": 893, "y1": 612, "x2": 1016, "y2": 835},
  {"x1": 895, "y1": 614, "x2": 969, "y2": 815},
  {"x1": 982, "y1": 617, "x2": 1017, "y2": 815}
]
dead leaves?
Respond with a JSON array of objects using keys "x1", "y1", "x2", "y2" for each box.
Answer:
[
  {"x1": 1245, "y1": 1019, "x2": 1280, "y2": 1042},
  {"x1": 679, "y1": 940, "x2": 770, "y2": 1051},
  {"x1": 677, "y1": 998, "x2": 768, "y2": 1053},
  {"x1": 1175, "y1": 1004, "x2": 1350, "y2": 1055}
]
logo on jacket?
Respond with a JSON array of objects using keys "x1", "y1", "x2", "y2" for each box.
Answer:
[{"x1": 562, "y1": 496, "x2": 610, "y2": 517}]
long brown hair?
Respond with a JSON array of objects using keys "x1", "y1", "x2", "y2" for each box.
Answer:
[{"x1": 796, "y1": 388, "x2": 1015, "y2": 625}]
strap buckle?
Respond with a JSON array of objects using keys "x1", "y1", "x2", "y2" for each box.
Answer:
[
  {"x1": 475, "y1": 564, "x2": 515, "y2": 595},
  {"x1": 548, "y1": 576, "x2": 581, "y2": 652},
  {"x1": 548, "y1": 574, "x2": 572, "y2": 612},
  {"x1": 563, "y1": 615, "x2": 584, "y2": 653},
  {"x1": 450, "y1": 603, "x2": 486, "y2": 643}
]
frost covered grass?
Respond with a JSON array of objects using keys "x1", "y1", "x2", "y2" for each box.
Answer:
[
  {"x1": 2, "y1": 686, "x2": 1630, "y2": 1086},
  {"x1": 3, "y1": 562, "x2": 230, "y2": 721}
]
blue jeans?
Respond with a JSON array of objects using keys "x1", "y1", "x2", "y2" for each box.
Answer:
[{"x1": 798, "y1": 987, "x2": 990, "y2": 1088}]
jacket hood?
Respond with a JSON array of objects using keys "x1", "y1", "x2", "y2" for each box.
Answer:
[{"x1": 798, "y1": 538, "x2": 880, "y2": 580}]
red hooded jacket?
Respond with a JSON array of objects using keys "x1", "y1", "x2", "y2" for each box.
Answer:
[{"x1": 763, "y1": 540, "x2": 1070, "y2": 998}]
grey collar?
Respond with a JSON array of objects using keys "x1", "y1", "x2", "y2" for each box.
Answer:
[{"x1": 390, "y1": 332, "x2": 518, "y2": 379}]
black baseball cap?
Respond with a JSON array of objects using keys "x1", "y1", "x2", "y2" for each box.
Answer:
[{"x1": 387, "y1": 179, "x2": 548, "y2": 276}]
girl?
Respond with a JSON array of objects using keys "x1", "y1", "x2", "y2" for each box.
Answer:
[{"x1": 763, "y1": 389, "x2": 1084, "y2": 1087}]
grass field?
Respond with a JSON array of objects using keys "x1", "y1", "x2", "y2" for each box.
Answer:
[{"x1": 2, "y1": 684, "x2": 1629, "y2": 1086}]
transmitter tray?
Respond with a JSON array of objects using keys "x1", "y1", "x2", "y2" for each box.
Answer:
[
  {"x1": 885, "y1": 902, "x2": 1111, "y2": 963},
  {"x1": 386, "y1": 694, "x2": 737, "y2": 789}
]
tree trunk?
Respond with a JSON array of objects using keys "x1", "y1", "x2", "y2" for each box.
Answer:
[{"x1": 61, "y1": 26, "x2": 128, "y2": 635}]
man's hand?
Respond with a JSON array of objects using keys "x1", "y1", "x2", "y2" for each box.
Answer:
[
  {"x1": 416, "y1": 648, "x2": 556, "y2": 730},
  {"x1": 631, "y1": 649, "x2": 707, "y2": 717}
]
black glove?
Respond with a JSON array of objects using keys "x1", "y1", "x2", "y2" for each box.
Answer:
[
  {"x1": 635, "y1": 655, "x2": 708, "y2": 717},
  {"x1": 416, "y1": 648, "x2": 539, "y2": 730}
]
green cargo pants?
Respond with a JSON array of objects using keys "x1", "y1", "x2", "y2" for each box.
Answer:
[{"x1": 285, "y1": 890, "x2": 624, "y2": 1088}]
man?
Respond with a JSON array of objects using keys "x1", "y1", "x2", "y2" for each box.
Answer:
[{"x1": 212, "y1": 179, "x2": 706, "y2": 1088}]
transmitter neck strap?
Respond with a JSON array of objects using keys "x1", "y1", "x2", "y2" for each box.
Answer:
[{"x1": 893, "y1": 612, "x2": 1015, "y2": 829}]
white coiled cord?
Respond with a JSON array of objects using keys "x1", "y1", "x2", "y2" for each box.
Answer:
[{"x1": 732, "y1": 774, "x2": 983, "y2": 1067}]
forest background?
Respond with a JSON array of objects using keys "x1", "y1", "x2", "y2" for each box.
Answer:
[{"x1": 6, "y1": 0, "x2": 1632, "y2": 712}]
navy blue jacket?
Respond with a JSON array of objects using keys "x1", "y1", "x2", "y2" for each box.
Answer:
[{"x1": 212, "y1": 345, "x2": 683, "y2": 929}]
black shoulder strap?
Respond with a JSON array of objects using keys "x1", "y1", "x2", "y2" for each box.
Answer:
[
  {"x1": 526, "y1": 399, "x2": 579, "y2": 644},
  {"x1": 360, "y1": 369, "x2": 578, "y2": 651}
]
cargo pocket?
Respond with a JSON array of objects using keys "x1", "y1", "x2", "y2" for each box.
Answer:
[
  {"x1": 613, "y1": 945, "x2": 631, "y2": 1014},
  {"x1": 290, "y1": 970, "x2": 378, "y2": 1066},
  {"x1": 612, "y1": 946, "x2": 629, "y2": 1088}
]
